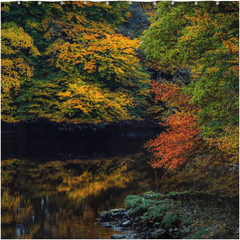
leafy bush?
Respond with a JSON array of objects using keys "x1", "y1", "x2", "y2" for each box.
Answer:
[
  {"x1": 125, "y1": 195, "x2": 154, "y2": 217},
  {"x1": 161, "y1": 213, "x2": 180, "y2": 229},
  {"x1": 143, "y1": 202, "x2": 174, "y2": 223}
]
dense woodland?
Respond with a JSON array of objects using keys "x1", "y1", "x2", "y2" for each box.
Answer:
[{"x1": 1, "y1": 1, "x2": 239, "y2": 194}]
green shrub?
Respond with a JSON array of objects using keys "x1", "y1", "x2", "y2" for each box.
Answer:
[
  {"x1": 143, "y1": 203, "x2": 172, "y2": 223},
  {"x1": 143, "y1": 191, "x2": 163, "y2": 199},
  {"x1": 183, "y1": 216, "x2": 194, "y2": 226},
  {"x1": 125, "y1": 195, "x2": 155, "y2": 217},
  {"x1": 188, "y1": 227, "x2": 209, "y2": 239},
  {"x1": 125, "y1": 195, "x2": 143, "y2": 209},
  {"x1": 161, "y1": 213, "x2": 180, "y2": 229},
  {"x1": 188, "y1": 225, "x2": 223, "y2": 239}
]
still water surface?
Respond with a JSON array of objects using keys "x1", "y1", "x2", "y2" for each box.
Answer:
[{"x1": 1, "y1": 133, "x2": 158, "y2": 238}]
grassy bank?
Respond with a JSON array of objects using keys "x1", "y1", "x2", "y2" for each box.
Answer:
[{"x1": 124, "y1": 190, "x2": 239, "y2": 239}]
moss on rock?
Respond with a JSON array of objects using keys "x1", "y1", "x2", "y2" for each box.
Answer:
[{"x1": 123, "y1": 190, "x2": 239, "y2": 239}]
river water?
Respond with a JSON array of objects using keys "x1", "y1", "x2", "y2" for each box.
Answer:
[{"x1": 1, "y1": 129, "x2": 160, "y2": 239}]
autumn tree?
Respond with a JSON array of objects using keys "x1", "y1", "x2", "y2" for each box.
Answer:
[
  {"x1": 146, "y1": 81, "x2": 200, "y2": 169},
  {"x1": 147, "y1": 113, "x2": 200, "y2": 169},
  {"x1": 56, "y1": 81, "x2": 134, "y2": 123},
  {"x1": 39, "y1": 11, "x2": 149, "y2": 123},
  {"x1": 142, "y1": 1, "x2": 239, "y2": 168},
  {"x1": 1, "y1": 1, "x2": 151, "y2": 123},
  {"x1": 1, "y1": 22, "x2": 40, "y2": 122}
]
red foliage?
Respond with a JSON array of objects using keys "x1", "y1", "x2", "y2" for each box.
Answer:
[
  {"x1": 147, "y1": 82, "x2": 200, "y2": 169},
  {"x1": 147, "y1": 113, "x2": 200, "y2": 169},
  {"x1": 150, "y1": 81, "x2": 191, "y2": 109}
]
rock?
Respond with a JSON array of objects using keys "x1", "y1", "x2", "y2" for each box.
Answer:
[
  {"x1": 110, "y1": 234, "x2": 126, "y2": 239},
  {"x1": 100, "y1": 211, "x2": 111, "y2": 221},
  {"x1": 122, "y1": 230, "x2": 136, "y2": 239},
  {"x1": 122, "y1": 220, "x2": 132, "y2": 227},
  {"x1": 109, "y1": 208, "x2": 126, "y2": 213},
  {"x1": 151, "y1": 228, "x2": 166, "y2": 238},
  {"x1": 134, "y1": 216, "x2": 141, "y2": 222},
  {"x1": 100, "y1": 208, "x2": 129, "y2": 222},
  {"x1": 110, "y1": 209, "x2": 129, "y2": 218},
  {"x1": 101, "y1": 222, "x2": 113, "y2": 228},
  {"x1": 153, "y1": 222, "x2": 160, "y2": 228}
]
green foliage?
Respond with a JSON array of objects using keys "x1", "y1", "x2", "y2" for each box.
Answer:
[
  {"x1": 125, "y1": 192, "x2": 182, "y2": 222},
  {"x1": 1, "y1": 2, "x2": 151, "y2": 124},
  {"x1": 161, "y1": 212, "x2": 180, "y2": 229},
  {"x1": 125, "y1": 195, "x2": 146, "y2": 216},
  {"x1": 187, "y1": 225, "x2": 228, "y2": 239},
  {"x1": 143, "y1": 191, "x2": 163, "y2": 199},
  {"x1": 116, "y1": 3, "x2": 152, "y2": 39},
  {"x1": 183, "y1": 216, "x2": 194, "y2": 226},
  {"x1": 140, "y1": 2, "x2": 189, "y2": 71},
  {"x1": 1, "y1": 1, "x2": 130, "y2": 51},
  {"x1": 124, "y1": 191, "x2": 238, "y2": 239},
  {"x1": 140, "y1": 1, "x2": 239, "y2": 138},
  {"x1": 1, "y1": 22, "x2": 40, "y2": 122},
  {"x1": 189, "y1": 226, "x2": 209, "y2": 239},
  {"x1": 42, "y1": 21, "x2": 150, "y2": 122},
  {"x1": 16, "y1": 78, "x2": 60, "y2": 121},
  {"x1": 143, "y1": 202, "x2": 174, "y2": 222}
]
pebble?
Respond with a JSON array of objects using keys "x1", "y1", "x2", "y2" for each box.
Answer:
[
  {"x1": 110, "y1": 234, "x2": 125, "y2": 239},
  {"x1": 151, "y1": 228, "x2": 166, "y2": 237},
  {"x1": 122, "y1": 220, "x2": 131, "y2": 227}
]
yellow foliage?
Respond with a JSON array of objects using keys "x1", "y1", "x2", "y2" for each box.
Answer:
[
  {"x1": 1, "y1": 23, "x2": 40, "y2": 122},
  {"x1": 45, "y1": 23, "x2": 140, "y2": 85},
  {"x1": 207, "y1": 126, "x2": 239, "y2": 164},
  {"x1": 57, "y1": 80, "x2": 133, "y2": 123},
  {"x1": 57, "y1": 161, "x2": 132, "y2": 203}
]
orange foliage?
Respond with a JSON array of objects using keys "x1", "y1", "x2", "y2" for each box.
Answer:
[
  {"x1": 146, "y1": 82, "x2": 200, "y2": 169},
  {"x1": 147, "y1": 113, "x2": 200, "y2": 169},
  {"x1": 150, "y1": 81, "x2": 192, "y2": 112}
]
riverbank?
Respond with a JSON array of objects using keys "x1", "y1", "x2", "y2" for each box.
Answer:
[{"x1": 99, "y1": 191, "x2": 239, "y2": 239}]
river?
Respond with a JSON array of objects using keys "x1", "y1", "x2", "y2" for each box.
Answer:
[{"x1": 1, "y1": 125, "x2": 161, "y2": 238}]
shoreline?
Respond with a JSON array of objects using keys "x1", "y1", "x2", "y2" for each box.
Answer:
[{"x1": 99, "y1": 190, "x2": 239, "y2": 239}]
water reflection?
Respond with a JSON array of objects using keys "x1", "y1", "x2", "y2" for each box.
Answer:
[
  {"x1": 1, "y1": 154, "x2": 156, "y2": 239},
  {"x1": 2, "y1": 131, "x2": 158, "y2": 161}
]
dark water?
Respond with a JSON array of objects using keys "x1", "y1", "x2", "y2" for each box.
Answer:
[{"x1": 1, "y1": 132, "x2": 159, "y2": 239}]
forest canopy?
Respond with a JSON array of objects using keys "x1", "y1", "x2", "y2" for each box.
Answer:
[
  {"x1": 1, "y1": 1, "x2": 150, "y2": 123},
  {"x1": 1, "y1": 1, "x2": 239, "y2": 179},
  {"x1": 141, "y1": 1, "x2": 239, "y2": 170}
]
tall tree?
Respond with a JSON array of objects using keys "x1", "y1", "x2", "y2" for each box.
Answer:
[
  {"x1": 1, "y1": 22, "x2": 40, "y2": 122},
  {"x1": 1, "y1": 1, "x2": 151, "y2": 123},
  {"x1": 142, "y1": 1, "x2": 239, "y2": 168},
  {"x1": 141, "y1": 1, "x2": 239, "y2": 138}
]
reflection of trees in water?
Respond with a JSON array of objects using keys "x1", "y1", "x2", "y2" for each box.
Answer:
[
  {"x1": 1, "y1": 187, "x2": 39, "y2": 238},
  {"x1": 1, "y1": 155, "x2": 153, "y2": 238},
  {"x1": 58, "y1": 161, "x2": 133, "y2": 202}
]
